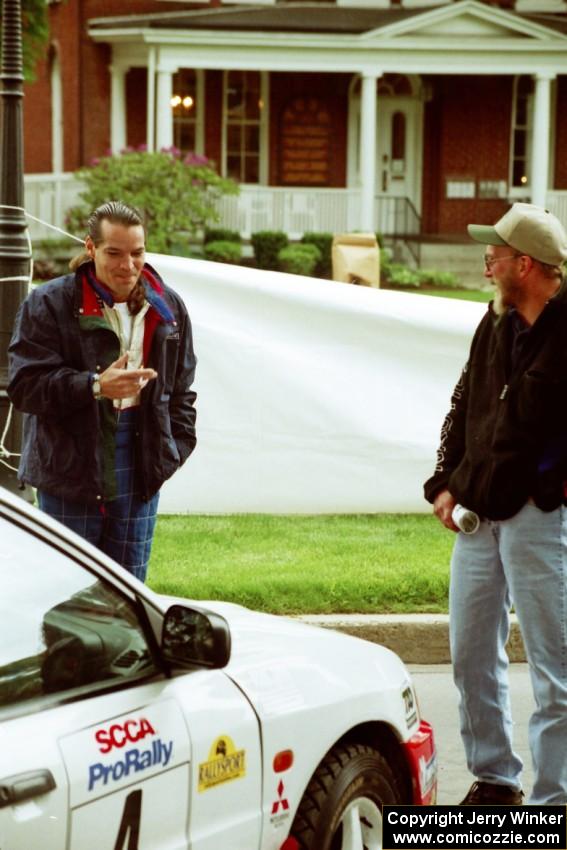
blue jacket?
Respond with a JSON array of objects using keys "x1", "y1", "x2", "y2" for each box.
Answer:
[{"x1": 8, "y1": 263, "x2": 197, "y2": 504}]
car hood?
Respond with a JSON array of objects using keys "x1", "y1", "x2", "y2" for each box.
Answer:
[{"x1": 155, "y1": 594, "x2": 412, "y2": 720}]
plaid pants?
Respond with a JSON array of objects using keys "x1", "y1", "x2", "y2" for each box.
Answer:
[{"x1": 38, "y1": 410, "x2": 159, "y2": 582}]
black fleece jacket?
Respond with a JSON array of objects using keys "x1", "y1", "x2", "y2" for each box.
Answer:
[{"x1": 424, "y1": 282, "x2": 567, "y2": 520}]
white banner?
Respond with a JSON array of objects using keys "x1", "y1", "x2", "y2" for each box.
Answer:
[{"x1": 151, "y1": 255, "x2": 486, "y2": 513}]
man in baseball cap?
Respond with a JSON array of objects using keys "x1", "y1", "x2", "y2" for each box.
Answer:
[
  {"x1": 468, "y1": 202, "x2": 567, "y2": 267},
  {"x1": 424, "y1": 203, "x2": 567, "y2": 807}
]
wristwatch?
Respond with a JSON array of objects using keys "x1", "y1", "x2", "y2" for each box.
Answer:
[{"x1": 91, "y1": 373, "x2": 102, "y2": 400}]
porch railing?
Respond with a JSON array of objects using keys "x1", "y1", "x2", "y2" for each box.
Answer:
[
  {"x1": 22, "y1": 175, "x2": 422, "y2": 245},
  {"x1": 216, "y1": 186, "x2": 362, "y2": 239},
  {"x1": 375, "y1": 195, "x2": 422, "y2": 267},
  {"x1": 215, "y1": 185, "x2": 421, "y2": 245},
  {"x1": 22, "y1": 173, "x2": 567, "y2": 264},
  {"x1": 547, "y1": 192, "x2": 567, "y2": 228},
  {"x1": 23, "y1": 173, "x2": 83, "y2": 241}
]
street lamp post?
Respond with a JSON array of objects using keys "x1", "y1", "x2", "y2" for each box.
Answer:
[{"x1": 0, "y1": 0, "x2": 31, "y2": 492}]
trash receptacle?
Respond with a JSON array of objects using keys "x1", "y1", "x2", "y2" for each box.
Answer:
[{"x1": 332, "y1": 233, "x2": 380, "y2": 288}]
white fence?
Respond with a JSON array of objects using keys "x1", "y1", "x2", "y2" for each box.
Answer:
[
  {"x1": 216, "y1": 186, "x2": 363, "y2": 238},
  {"x1": 547, "y1": 191, "x2": 567, "y2": 228},
  {"x1": 23, "y1": 176, "x2": 365, "y2": 241},
  {"x1": 23, "y1": 171, "x2": 567, "y2": 243},
  {"x1": 24, "y1": 173, "x2": 84, "y2": 241}
]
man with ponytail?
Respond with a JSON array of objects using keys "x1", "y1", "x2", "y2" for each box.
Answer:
[{"x1": 8, "y1": 201, "x2": 197, "y2": 581}]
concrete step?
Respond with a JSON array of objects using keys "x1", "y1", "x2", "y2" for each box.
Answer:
[{"x1": 419, "y1": 242, "x2": 487, "y2": 288}]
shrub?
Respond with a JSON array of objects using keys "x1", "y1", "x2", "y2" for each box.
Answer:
[
  {"x1": 418, "y1": 268, "x2": 460, "y2": 288},
  {"x1": 66, "y1": 147, "x2": 238, "y2": 254},
  {"x1": 301, "y1": 232, "x2": 333, "y2": 278},
  {"x1": 203, "y1": 240, "x2": 242, "y2": 265},
  {"x1": 382, "y1": 263, "x2": 421, "y2": 288},
  {"x1": 204, "y1": 227, "x2": 242, "y2": 245},
  {"x1": 251, "y1": 230, "x2": 289, "y2": 270},
  {"x1": 240, "y1": 256, "x2": 258, "y2": 269},
  {"x1": 277, "y1": 243, "x2": 322, "y2": 277},
  {"x1": 167, "y1": 239, "x2": 194, "y2": 258},
  {"x1": 381, "y1": 259, "x2": 461, "y2": 289},
  {"x1": 34, "y1": 237, "x2": 78, "y2": 258},
  {"x1": 33, "y1": 259, "x2": 58, "y2": 281},
  {"x1": 33, "y1": 237, "x2": 81, "y2": 279}
]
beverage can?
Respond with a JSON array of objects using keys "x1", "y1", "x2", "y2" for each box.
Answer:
[{"x1": 452, "y1": 504, "x2": 480, "y2": 534}]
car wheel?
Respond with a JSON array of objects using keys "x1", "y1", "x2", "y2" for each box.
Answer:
[{"x1": 290, "y1": 742, "x2": 401, "y2": 850}]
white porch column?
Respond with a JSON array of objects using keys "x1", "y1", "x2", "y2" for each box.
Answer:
[
  {"x1": 359, "y1": 73, "x2": 378, "y2": 232},
  {"x1": 531, "y1": 72, "x2": 555, "y2": 208},
  {"x1": 50, "y1": 51, "x2": 63, "y2": 174},
  {"x1": 156, "y1": 67, "x2": 174, "y2": 151},
  {"x1": 110, "y1": 65, "x2": 127, "y2": 154},
  {"x1": 146, "y1": 48, "x2": 156, "y2": 152}
]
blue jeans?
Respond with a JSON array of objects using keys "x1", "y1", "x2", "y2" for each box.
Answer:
[{"x1": 450, "y1": 502, "x2": 567, "y2": 804}]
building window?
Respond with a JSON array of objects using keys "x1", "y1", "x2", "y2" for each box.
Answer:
[
  {"x1": 377, "y1": 74, "x2": 413, "y2": 97},
  {"x1": 510, "y1": 75, "x2": 533, "y2": 190},
  {"x1": 391, "y1": 111, "x2": 406, "y2": 176},
  {"x1": 171, "y1": 69, "x2": 204, "y2": 154},
  {"x1": 223, "y1": 70, "x2": 267, "y2": 184}
]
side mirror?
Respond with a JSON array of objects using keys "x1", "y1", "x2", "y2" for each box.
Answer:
[{"x1": 161, "y1": 605, "x2": 231, "y2": 669}]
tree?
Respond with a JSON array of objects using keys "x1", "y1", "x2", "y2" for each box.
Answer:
[
  {"x1": 0, "y1": 0, "x2": 49, "y2": 80},
  {"x1": 66, "y1": 147, "x2": 239, "y2": 255}
]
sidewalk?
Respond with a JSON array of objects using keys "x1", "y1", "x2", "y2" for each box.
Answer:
[{"x1": 296, "y1": 613, "x2": 526, "y2": 663}]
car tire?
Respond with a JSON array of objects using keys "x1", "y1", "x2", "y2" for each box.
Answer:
[{"x1": 290, "y1": 742, "x2": 401, "y2": 850}]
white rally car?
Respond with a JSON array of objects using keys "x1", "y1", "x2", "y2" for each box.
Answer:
[{"x1": 0, "y1": 486, "x2": 436, "y2": 850}]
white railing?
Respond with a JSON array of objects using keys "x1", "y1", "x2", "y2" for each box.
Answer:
[
  {"x1": 24, "y1": 173, "x2": 84, "y2": 241},
  {"x1": 23, "y1": 175, "x2": 364, "y2": 241},
  {"x1": 24, "y1": 176, "x2": 366, "y2": 241},
  {"x1": 216, "y1": 185, "x2": 365, "y2": 238},
  {"x1": 23, "y1": 172, "x2": 567, "y2": 243},
  {"x1": 546, "y1": 192, "x2": 567, "y2": 228}
]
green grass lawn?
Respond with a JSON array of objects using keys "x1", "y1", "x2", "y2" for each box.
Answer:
[
  {"x1": 416, "y1": 288, "x2": 492, "y2": 302},
  {"x1": 148, "y1": 284, "x2": 476, "y2": 616},
  {"x1": 391, "y1": 286, "x2": 492, "y2": 302},
  {"x1": 148, "y1": 514, "x2": 453, "y2": 615}
]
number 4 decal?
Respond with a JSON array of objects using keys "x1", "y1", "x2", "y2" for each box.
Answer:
[{"x1": 114, "y1": 790, "x2": 142, "y2": 850}]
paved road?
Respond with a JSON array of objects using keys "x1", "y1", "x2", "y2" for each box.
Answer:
[{"x1": 409, "y1": 664, "x2": 535, "y2": 805}]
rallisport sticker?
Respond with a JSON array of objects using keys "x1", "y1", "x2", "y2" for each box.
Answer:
[{"x1": 198, "y1": 735, "x2": 246, "y2": 792}]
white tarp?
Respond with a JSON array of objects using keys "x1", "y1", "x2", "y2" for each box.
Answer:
[{"x1": 151, "y1": 254, "x2": 486, "y2": 513}]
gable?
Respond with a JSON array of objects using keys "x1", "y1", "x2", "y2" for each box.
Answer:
[
  {"x1": 413, "y1": 13, "x2": 527, "y2": 37},
  {"x1": 416, "y1": 13, "x2": 524, "y2": 37},
  {"x1": 361, "y1": 0, "x2": 567, "y2": 41}
]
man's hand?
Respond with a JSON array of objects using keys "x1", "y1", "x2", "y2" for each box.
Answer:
[
  {"x1": 433, "y1": 489, "x2": 459, "y2": 532},
  {"x1": 99, "y1": 353, "x2": 157, "y2": 400}
]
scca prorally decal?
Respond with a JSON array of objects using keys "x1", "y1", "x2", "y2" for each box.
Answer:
[
  {"x1": 95, "y1": 717, "x2": 156, "y2": 754},
  {"x1": 88, "y1": 716, "x2": 173, "y2": 791},
  {"x1": 88, "y1": 739, "x2": 173, "y2": 790}
]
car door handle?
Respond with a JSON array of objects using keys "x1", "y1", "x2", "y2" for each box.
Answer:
[{"x1": 0, "y1": 769, "x2": 56, "y2": 808}]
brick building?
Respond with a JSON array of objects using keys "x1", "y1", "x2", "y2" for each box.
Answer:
[{"x1": 23, "y1": 0, "x2": 567, "y2": 246}]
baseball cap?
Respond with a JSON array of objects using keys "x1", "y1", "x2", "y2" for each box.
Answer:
[{"x1": 467, "y1": 203, "x2": 567, "y2": 266}]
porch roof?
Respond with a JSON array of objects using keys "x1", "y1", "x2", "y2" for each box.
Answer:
[
  {"x1": 88, "y1": 0, "x2": 567, "y2": 76},
  {"x1": 88, "y1": 2, "x2": 567, "y2": 38},
  {"x1": 88, "y1": 5, "x2": 427, "y2": 35}
]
